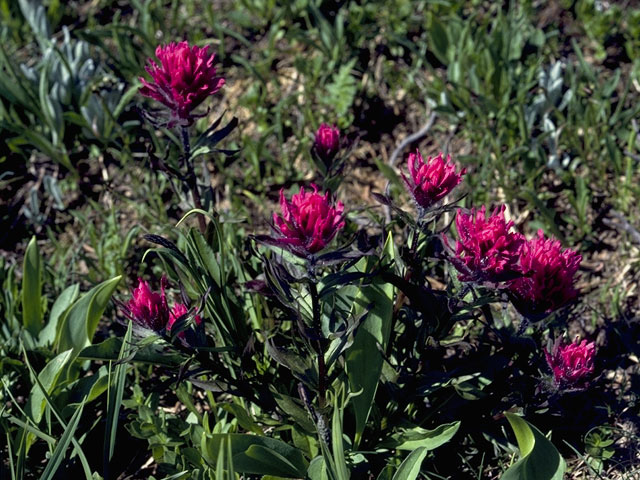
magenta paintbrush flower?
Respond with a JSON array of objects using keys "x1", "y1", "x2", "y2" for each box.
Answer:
[
  {"x1": 402, "y1": 150, "x2": 465, "y2": 210},
  {"x1": 139, "y1": 41, "x2": 225, "y2": 125},
  {"x1": 272, "y1": 184, "x2": 345, "y2": 256},
  {"x1": 545, "y1": 337, "x2": 595, "y2": 386},
  {"x1": 125, "y1": 277, "x2": 170, "y2": 331},
  {"x1": 314, "y1": 123, "x2": 340, "y2": 164},
  {"x1": 508, "y1": 230, "x2": 582, "y2": 319},
  {"x1": 167, "y1": 302, "x2": 202, "y2": 339},
  {"x1": 449, "y1": 205, "x2": 525, "y2": 282}
]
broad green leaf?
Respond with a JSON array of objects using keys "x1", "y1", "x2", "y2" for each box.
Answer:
[
  {"x1": 202, "y1": 433, "x2": 308, "y2": 478},
  {"x1": 27, "y1": 348, "x2": 73, "y2": 423},
  {"x1": 242, "y1": 444, "x2": 304, "y2": 477},
  {"x1": 308, "y1": 456, "x2": 329, "y2": 480},
  {"x1": 22, "y1": 236, "x2": 43, "y2": 336},
  {"x1": 272, "y1": 392, "x2": 316, "y2": 433},
  {"x1": 60, "y1": 366, "x2": 110, "y2": 413},
  {"x1": 376, "y1": 465, "x2": 394, "y2": 480},
  {"x1": 346, "y1": 232, "x2": 395, "y2": 447},
  {"x1": 57, "y1": 276, "x2": 121, "y2": 358},
  {"x1": 391, "y1": 447, "x2": 428, "y2": 480},
  {"x1": 380, "y1": 421, "x2": 460, "y2": 451},
  {"x1": 501, "y1": 413, "x2": 566, "y2": 480},
  {"x1": 38, "y1": 283, "x2": 79, "y2": 346},
  {"x1": 427, "y1": 13, "x2": 450, "y2": 64}
]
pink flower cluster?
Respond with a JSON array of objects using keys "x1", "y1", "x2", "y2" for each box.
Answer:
[
  {"x1": 545, "y1": 338, "x2": 595, "y2": 386},
  {"x1": 450, "y1": 207, "x2": 582, "y2": 319},
  {"x1": 402, "y1": 151, "x2": 466, "y2": 210},
  {"x1": 140, "y1": 41, "x2": 225, "y2": 124},
  {"x1": 509, "y1": 231, "x2": 582, "y2": 318},
  {"x1": 451, "y1": 205, "x2": 525, "y2": 283},
  {"x1": 126, "y1": 277, "x2": 170, "y2": 331},
  {"x1": 272, "y1": 184, "x2": 345, "y2": 256},
  {"x1": 314, "y1": 124, "x2": 340, "y2": 164},
  {"x1": 125, "y1": 278, "x2": 201, "y2": 337}
]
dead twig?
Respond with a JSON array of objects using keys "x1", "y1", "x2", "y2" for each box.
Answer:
[{"x1": 603, "y1": 209, "x2": 640, "y2": 245}]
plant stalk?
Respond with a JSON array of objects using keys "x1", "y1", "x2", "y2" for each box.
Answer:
[
  {"x1": 181, "y1": 126, "x2": 207, "y2": 234},
  {"x1": 308, "y1": 275, "x2": 326, "y2": 409}
]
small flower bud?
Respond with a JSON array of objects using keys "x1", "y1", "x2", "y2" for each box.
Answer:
[{"x1": 314, "y1": 124, "x2": 340, "y2": 165}]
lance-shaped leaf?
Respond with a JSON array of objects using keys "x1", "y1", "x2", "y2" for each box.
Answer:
[
  {"x1": 379, "y1": 421, "x2": 460, "y2": 451},
  {"x1": 345, "y1": 232, "x2": 395, "y2": 447},
  {"x1": 22, "y1": 236, "x2": 43, "y2": 337}
]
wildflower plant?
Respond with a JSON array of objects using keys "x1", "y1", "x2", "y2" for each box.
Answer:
[
  {"x1": 112, "y1": 93, "x2": 592, "y2": 478},
  {"x1": 310, "y1": 123, "x2": 353, "y2": 192},
  {"x1": 313, "y1": 123, "x2": 340, "y2": 167},
  {"x1": 139, "y1": 41, "x2": 237, "y2": 233},
  {"x1": 1, "y1": 5, "x2": 631, "y2": 480},
  {"x1": 28, "y1": 37, "x2": 590, "y2": 480},
  {"x1": 267, "y1": 184, "x2": 345, "y2": 258}
]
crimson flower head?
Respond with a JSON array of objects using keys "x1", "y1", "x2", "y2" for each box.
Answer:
[
  {"x1": 402, "y1": 150, "x2": 465, "y2": 210},
  {"x1": 139, "y1": 41, "x2": 225, "y2": 125},
  {"x1": 508, "y1": 230, "x2": 582, "y2": 319},
  {"x1": 272, "y1": 184, "x2": 345, "y2": 256},
  {"x1": 545, "y1": 337, "x2": 595, "y2": 387},
  {"x1": 167, "y1": 303, "x2": 202, "y2": 340},
  {"x1": 125, "y1": 277, "x2": 170, "y2": 331},
  {"x1": 450, "y1": 205, "x2": 525, "y2": 283},
  {"x1": 314, "y1": 124, "x2": 340, "y2": 164}
]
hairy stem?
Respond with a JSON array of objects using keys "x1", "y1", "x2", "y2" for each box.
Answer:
[
  {"x1": 181, "y1": 126, "x2": 207, "y2": 234},
  {"x1": 308, "y1": 278, "x2": 326, "y2": 409}
]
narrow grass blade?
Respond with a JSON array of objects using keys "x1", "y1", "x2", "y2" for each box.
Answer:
[
  {"x1": 21, "y1": 347, "x2": 93, "y2": 479},
  {"x1": 40, "y1": 398, "x2": 86, "y2": 480},
  {"x1": 103, "y1": 321, "x2": 132, "y2": 479}
]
